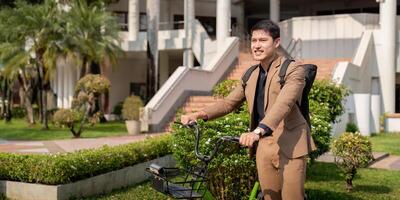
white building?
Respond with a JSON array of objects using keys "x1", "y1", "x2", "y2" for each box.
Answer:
[{"x1": 53, "y1": 0, "x2": 400, "y2": 134}]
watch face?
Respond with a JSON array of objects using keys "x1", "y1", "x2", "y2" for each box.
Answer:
[{"x1": 254, "y1": 129, "x2": 261, "y2": 134}]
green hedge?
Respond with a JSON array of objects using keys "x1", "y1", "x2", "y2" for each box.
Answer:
[{"x1": 0, "y1": 134, "x2": 172, "y2": 185}]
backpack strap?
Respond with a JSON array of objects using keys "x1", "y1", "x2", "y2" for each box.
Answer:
[
  {"x1": 278, "y1": 59, "x2": 295, "y2": 89},
  {"x1": 241, "y1": 64, "x2": 259, "y2": 89}
]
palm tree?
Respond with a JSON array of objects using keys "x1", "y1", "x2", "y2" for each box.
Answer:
[
  {"x1": 61, "y1": 0, "x2": 122, "y2": 77},
  {"x1": 0, "y1": 0, "x2": 63, "y2": 128}
]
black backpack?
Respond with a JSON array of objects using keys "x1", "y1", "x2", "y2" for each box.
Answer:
[{"x1": 241, "y1": 59, "x2": 318, "y2": 129}]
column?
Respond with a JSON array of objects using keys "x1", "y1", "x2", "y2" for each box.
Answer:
[
  {"x1": 128, "y1": 0, "x2": 139, "y2": 41},
  {"x1": 147, "y1": 0, "x2": 160, "y2": 94},
  {"x1": 183, "y1": 0, "x2": 194, "y2": 68},
  {"x1": 63, "y1": 65, "x2": 70, "y2": 108},
  {"x1": 379, "y1": 0, "x2": 396, "y2": 113},
  {"x1": 371, "y1": 78, "x2": 381, "y2": 133},
  {"x1": 354, "y1": 93, "x2": 371, "y2": 136},
  {"x1": 56, "y1": 64, "x2": 63, "y2": 108},
  {"x1": 270, "y1": 0, "x2": 280, "y2": 23},
  {"x1": 217, "y1": 0, "x2": 231, "y2": 52}
]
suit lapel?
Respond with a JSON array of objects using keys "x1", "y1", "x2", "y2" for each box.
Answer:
[
  {"x1": 246, "y1": 66, "x2": 259, "y2": 116},
  {"x1": 264, "y1": 56, "x2": 283, "y2": 110}
]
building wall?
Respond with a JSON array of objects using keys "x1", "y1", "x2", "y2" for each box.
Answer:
[
  {"x1": 107, "y1": 55, "x2": 147, "y2": 112},
  {"x1": 279, "y1": 14, "x2": 380, "y2": 59}
]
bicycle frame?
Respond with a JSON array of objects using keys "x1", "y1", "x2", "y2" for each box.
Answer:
[{"x1": 146, "y1": 122, "x2": 263, "y2": 200}]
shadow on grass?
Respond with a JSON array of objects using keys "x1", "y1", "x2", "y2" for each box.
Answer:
[
  {"x1": 306, "y1": 188, "x2": 361, "y2": 200},
  {"x1": 306, "y1": 162, "x2": 343, "y2": 182},
  {"x1": 353, "y1": 184, "x2": 392, "y2": 194}
]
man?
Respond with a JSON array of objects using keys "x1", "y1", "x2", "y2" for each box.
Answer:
[{"x1": 181, "y1": 20, "x2": 315, "y2": 200}]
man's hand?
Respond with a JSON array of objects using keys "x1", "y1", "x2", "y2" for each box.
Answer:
[
  {"x1": 239, "y1": 132, "x2": 260, "y2": 147},
  {"x1": 180, "y1": 111, "x2": 207, "y2": 125}
]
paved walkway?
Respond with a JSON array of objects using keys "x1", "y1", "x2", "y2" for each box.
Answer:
[
  {"x1": 317, "y1": 151, "x2": 400, "y2": 171},
  {"x1": 1, "y1": 136, "x2": 399, "y2": 171},
  {"x1": 0, "y1": 133, "x2": 165, "y2": 154}
]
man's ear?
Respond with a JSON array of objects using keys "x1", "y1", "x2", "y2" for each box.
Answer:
[{"x1": 274, "y1": 38, "x2": 281, "y2": 48}]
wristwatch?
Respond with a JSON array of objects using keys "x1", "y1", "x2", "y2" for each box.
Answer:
[{"x1": 253, "y1": 128, "x2": 264, "y2": 137}]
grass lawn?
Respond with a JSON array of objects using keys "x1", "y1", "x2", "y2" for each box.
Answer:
[
  {"x1": 370, "y1": 133, "x2": 400, "y2": 156},
  {"x1": 0, "y1": 119, "x2": 127, "y2": 140},
  {"x1": 82, "y1": 162, "x2": 400, "y2": 200}
]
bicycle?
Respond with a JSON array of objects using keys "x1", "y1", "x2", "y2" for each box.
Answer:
[{"x1": 146, "y1": 121, "x2": 264, "y2": 200}]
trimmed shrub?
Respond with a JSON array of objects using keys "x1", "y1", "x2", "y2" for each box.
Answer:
[
  {"x1": 53, "y1": 109, "x2": 81, "y2": 128},
  {"x1": 212, "y1": 79, "x2": 239, "y2": 98},
  {"x1": 74, "y1": 74, "x2": 110, "y2": 95},
  {"x1": 53, "y1": 75, "x2": 110, "y2": 138},
  {"x1": 332, "y1": 132, "x2": 373, "y2": 191},
  {"x1": 0, "y1": 134, "x2": 171, "y2": 185},
  {"x1": 345, "y1": 122, "x2": 359, "y2": 133},
  {"x1": 122, "y1": 96, "x2": 143, "y2": 121},
  {"x1": 11, "y1": 106, "x2": 26, "y2": 119},
  {"x1": 112, "y1": 101, "x2": 123, "y2": 116},
  {"x1": 308, "y1": 79, "x2": 348, "y2": 123},
  {"x1": 172, "y1": 112, "x2": 255, "y2": 200},
  {"x1": 308, "y1": 80, "x2": 348, "y2": 161}
]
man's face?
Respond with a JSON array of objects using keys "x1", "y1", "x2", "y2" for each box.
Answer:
[{"x1": 251, "y1": 30, "x2": 280, "y2": 61}]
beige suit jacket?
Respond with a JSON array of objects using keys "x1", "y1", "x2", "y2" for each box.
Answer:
[{"x1": 203, "y1": 55, "x2": 316, "y2": 158}]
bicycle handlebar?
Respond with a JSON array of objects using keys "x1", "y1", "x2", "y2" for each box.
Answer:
[{"x1": 175, "y1": 121, "x2": 242, "y2": 164}]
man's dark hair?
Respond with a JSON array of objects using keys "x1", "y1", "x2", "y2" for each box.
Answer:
[{"x1": 250, "y1": 20, "x2": 280, "y2": 40}]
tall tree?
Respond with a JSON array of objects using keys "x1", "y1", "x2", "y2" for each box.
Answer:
[
  {"x1": 0, "y1": 0, "x2": 62, "y2": 128},
  {"x1": 61, "y1": 0, "x2": 122, "y2": 77}
]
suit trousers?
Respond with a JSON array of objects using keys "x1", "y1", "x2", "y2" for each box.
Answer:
[{"x1": 256, "y1": 136, "x2": 306, "y2": 200}]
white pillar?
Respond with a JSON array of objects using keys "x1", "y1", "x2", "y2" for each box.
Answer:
[
  {"x1": 217, "y1": 0, "x2": 230, "y2": 51},
  {"x1": 379, "y1": 0, "x2": 396, "y2": 113},
  {"x1": 147, "y1": 0, "x2": 160, "y2": 91},
  {"x1": 371, "y1": 78, "x2": 381, "y2": 133},
  {"x1": 128, "y1": 0, "x2": 139, "y2": 41},
  {"x1": 56, "y1": 64, "x2": 63, "y2": 108},
  {"x1": 183, "y1": 0, "x2": 194, "y2": 68},
  {"x1": 354, "y1": 93, "x2": 371, "y2": 136},
  {"x1": 63, "y1": 66, "x2": 70, "y2": 108},
  {"x1": 270, "y1": 0, "x2": 280, "y2": 23}
]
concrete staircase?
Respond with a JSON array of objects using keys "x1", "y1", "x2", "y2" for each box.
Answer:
[{"x1": 166, "y1": 54, "x2": 351, "y2": 131}]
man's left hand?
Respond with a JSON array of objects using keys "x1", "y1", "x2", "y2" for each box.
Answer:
[{"x1": 239, "y1": 132, "x2": 260, "y2": 147}]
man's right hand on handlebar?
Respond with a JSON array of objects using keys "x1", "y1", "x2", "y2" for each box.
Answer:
[{"x1": 180, "y1": 111, "x2": 208, "y2": 125}]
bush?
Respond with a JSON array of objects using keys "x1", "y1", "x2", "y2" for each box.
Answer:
[
  {"x1": 0, "y1": 134, "x2": 172, "y2": 185},
  {"x1": 346, "y1": 122, "x2": 359, "y2": 133},
  {"x1": 53, "y1": 109, "x2": 81, "y2": 128},
  {"x1": 122, "y1": 96, "x2": 143, "y2": 121},
  {"x1": 308, "y1": 79, "x2": 348, "y2": 161},
  {"x1": 11, "y1": 106, "x2": 26, "y2": 119},
  {"x1": 212, "y1": 79, "x2": 239, "y2": 98},
  {"x1": 112, "y1": 101, "x2": 123, "y2": 116},
  {"x1": 309, "y1": 79, "x2": 348, "y2": 123},
  {"x1": 53, "y1": 75, "x2": 110, "y2": 138},
  {"x1": 172, "y1": 113, "x2": 255, "y2": 200},
  {"x1": 74, "y1": 74, "x2": 110, "y2": 95},
  {"x1": 332, "y1": 132, "x2": 373, "y2": 191}
]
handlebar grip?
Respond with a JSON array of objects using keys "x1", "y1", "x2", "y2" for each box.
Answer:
[{"x1": 221, "y1": 136, "x2": 240, "y2": 143}]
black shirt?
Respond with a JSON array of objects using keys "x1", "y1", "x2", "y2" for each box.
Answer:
[{"x1": 253, "y1": 65, "x2": 267, "y2": 126}]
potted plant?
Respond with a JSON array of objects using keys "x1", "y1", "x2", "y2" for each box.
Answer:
[{"x1": 122, "y1": 95, "x2": 143, "y2": 134}]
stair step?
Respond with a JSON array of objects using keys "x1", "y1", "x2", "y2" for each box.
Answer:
[{"x1": 164, "y1": 53, "x2": 351, "y2": 131}]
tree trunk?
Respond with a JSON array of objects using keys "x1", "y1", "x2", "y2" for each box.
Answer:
[
  {"x1": 346, "y1": 167, "x2": 357, "y2": 191},
  {"x1": 25, "y1": 94, "x2": 35, "y2": 124},
  {"x1": 18, "y1": 71, "x2": 35, "y2": 125},
  {"x1": 5, "y1": 79, "x2": 13, "y2": 122},
  {"x1": 36, "y1": 64, "x2": 43, "y2": 123},
  {"x1": 42, "y1": 88, "x2": 49, "y2": 130}
]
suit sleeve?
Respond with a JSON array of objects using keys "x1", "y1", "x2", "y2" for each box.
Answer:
[
  {"x1": 259, "y1": 63, "x2": 306, "y2": 130},
  {"x1": 202, "y1": 82, "x2": 246, "y2": 120}
]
